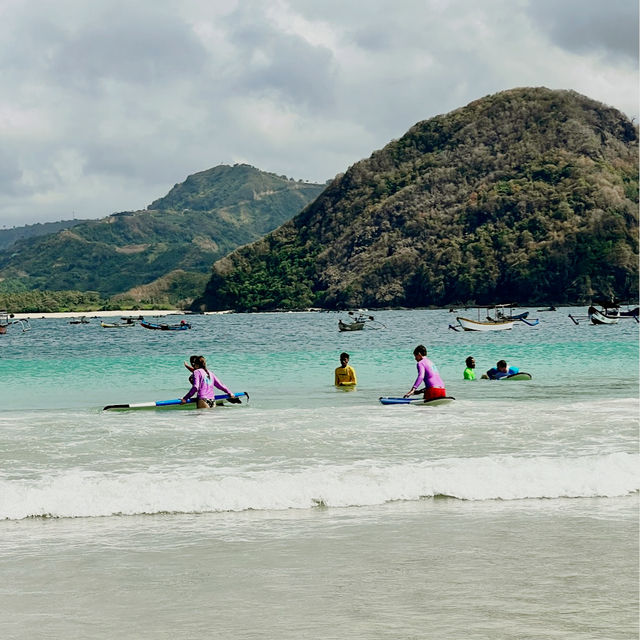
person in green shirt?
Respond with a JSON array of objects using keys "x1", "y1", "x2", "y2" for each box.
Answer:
[{"x1": 463, "y1": 356, "x2": 476, "y2": 380}]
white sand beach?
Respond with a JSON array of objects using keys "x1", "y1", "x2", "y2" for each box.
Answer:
[{"x1": 10, "y1": 309, "x2": 184, "y2": 320}]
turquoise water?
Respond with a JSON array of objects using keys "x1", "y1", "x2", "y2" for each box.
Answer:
[{"x1": 0, "y1": 308, "x2": 638, "y2": 639}]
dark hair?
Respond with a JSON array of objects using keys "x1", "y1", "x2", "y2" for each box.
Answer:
[
  {"x1": 340, "y1": 352, "x2": 350, "y2": 360},
  {"x1": 465, "y1": 356, "x2": 475, "y2": 367},
  {"x1": 497, "y1": 360, "x2": 507, "y2": 368},
  {"x1": 193, "y1": 355, "x2": 210, "y2": 377},
  {"x1": 413, "y1": 345, "x2": 427, "y2": 357}
]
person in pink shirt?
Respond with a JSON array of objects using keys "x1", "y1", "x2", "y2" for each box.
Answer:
[
  {"x1": 403, "y1": 345, "x2": 447, "y2": 401},
  {"x1": 180, "y1": 355, "x2": 236, "y2": 409}
]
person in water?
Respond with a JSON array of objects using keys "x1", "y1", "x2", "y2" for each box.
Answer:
[
  {"x1": 485, "y1": 360, "x2": 519, "y2": 380},
  {"x1": 463, "y1": 356, "x2": 476, "y2": 380},
  {"x1": 180, "y1": 355, "x2": 236, "y2": 408},
  {"x1": 403, "y1": 345, "x2": 446, "y2": 400},
  {"x1": 335, "y1": 352, "x2": 357, "y2": 386}
]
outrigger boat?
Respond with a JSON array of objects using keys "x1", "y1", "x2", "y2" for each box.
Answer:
[
  {"x1": 0, "y1": 310, "x2": 30, "y2": 334},
  {"x1": 140, "y1": 319, "x2": 191, "y2": 331},
  {"x1": 569, "y1": 302, "x2": 638, "y2": 325},
  {"x1": 338, "y1": 311, "x2": 385, "y2": 332},
  {"x1": 453, "y1": 304, "x2": 538, "y2": 331},
  {"x1": 101, "y1": 321, "x2": 135, "y2": 328}
]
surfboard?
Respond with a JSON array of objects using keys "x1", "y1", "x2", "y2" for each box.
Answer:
[
  {"x1": 504, "y1": 372, "x2": 532, "y2": 380},
  {"x1": 103, "y1": 392, "x2": 248, "y2": 411},
  {"x1": 480, "y1": 372, "x2": 533, "y2": 380},
  {"x1": 379, "y1": 396, "x2": 455, "y2": 406}
]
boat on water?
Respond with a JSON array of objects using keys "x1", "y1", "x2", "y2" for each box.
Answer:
[
  {"x1": 587, "y1": 305, "x2": 619, "y2": 325},
  {"x1": 454, "y1": 304, "x2": 538, "y2": 331},
  {"x1": 338, "y1": 311, "x2": 385, "y2": 332},
  {"x1": 101, "y1": 321, "x2": 136, "y2": 328},
  {"x1": 140, "y1": 319, "x2": 191, "y2": 331},
  {"x1": 69, "y1": 316, "x2": 90, "y2": 325},
  {"x1": 537, "y1": 306, "x2": 557, "y2": 312},
  {"x1": 0, "y1": 310, "x2": 30, "y2": 334},
  {"x1": 456, "y1": 316, "x2": 515, "y2": 331},
  {"x1": 569, "y1": 302, "x2": 638, "y2": 325}
]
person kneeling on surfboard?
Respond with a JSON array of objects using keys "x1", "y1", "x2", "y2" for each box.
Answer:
[
  {"x1": 180, "y1": 355, "x2": 236, "y2": 409},
  {"x1": 403, "y1": 345, "x2": 447, "y2": 401}
]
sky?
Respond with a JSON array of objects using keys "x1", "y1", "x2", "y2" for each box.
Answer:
[{"x1": 0, "y1": 0, "x2": 637, "y2": 228}]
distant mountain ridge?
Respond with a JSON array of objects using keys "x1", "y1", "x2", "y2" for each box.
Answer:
[
  {"x1": 196, "y1": 88, "x2": 639, "y2": 311},
  {"x1": 0, "y1": 164, "x2": 325, "y2": 301},
  {"x1": 0, "y1": 219, "x2": 89, "y2": 251}
]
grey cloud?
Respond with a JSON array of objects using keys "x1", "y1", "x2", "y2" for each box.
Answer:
[
  {"x1": 220, "y1": 5, "x2": 337, "y2": 112},
  {"x1": 47, "y1": 8, "x2": 208, "y2": 92},
  {"x1": 526, "y1": 0, "x2": 639, "y2": 65}
]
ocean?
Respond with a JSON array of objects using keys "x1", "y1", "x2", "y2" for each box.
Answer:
[{"x1": 0, "y1": 308, "x2": 637, "y2": 639}]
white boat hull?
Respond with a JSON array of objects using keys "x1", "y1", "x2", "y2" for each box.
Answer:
[
  {"x1": 456, "y1": 317, "x2": 514, "y2": 331},
  {"x1": 588, "y1": 306, "x2": 619, "y2": 325}
]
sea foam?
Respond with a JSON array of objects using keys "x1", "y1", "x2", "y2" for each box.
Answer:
[{"x1": 0, "y1": 452, "x2": 637, "y2": 520}]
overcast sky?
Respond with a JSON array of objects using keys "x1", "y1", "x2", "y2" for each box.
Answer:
[{"x1": 0, "y1": 0, "x2": 637, "y2": 228}]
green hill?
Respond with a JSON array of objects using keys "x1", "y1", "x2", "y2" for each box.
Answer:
[
  {"x1": 196, "y1": 88, "x2": 638, "y2": 311},
  {"x1": 0, "y1": 219, "x2": 89, "y2": 251},
  {"x1": 0, "y1": 165, "x2": 325, "y2": 302}
]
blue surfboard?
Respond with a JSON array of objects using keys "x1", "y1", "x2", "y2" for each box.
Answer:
[
  {"x1": 379, "y1": 396, "x2": 455, "y2": 406},
  {"x1": 103, "y1": 392, "x2": 248, "y2": 411}
]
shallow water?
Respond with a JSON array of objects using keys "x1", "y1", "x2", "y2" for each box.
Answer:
[{"x1": 0, "y1": 308, "x2": 637, "y2": 638}]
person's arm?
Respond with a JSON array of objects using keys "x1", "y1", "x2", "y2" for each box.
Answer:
[
  {"x1": 335, "y1": 367, "x2": 340, "y2": 386},
  {"x1": 181, "y1": 370, "x2": 198, "y2": 403},
  {"x1": 184, "y1": 361, "x2": 195, "y2": 373},
  {"x1": 350, "y1": 366, "x2": 357, "y2": 385},
  {"x1": 404, "y1": 362, "x2": 424, "y2": 397},
  {"x1": 211, "y1": 372, "x2": 233, "y2": 396}
]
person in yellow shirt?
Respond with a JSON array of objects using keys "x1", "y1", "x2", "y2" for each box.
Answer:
[{"x1": 335, "y1": 352, "x2": 357, "y2": 387}]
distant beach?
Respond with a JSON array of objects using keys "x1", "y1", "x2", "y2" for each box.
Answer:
[{"x1": 11, "y1": 309, "x2": 233, "y2": 320}]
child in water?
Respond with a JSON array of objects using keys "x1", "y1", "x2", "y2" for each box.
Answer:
[
  {"x1": 403, "y1": 345, "x2": 447, "y2": 400},
  {"x1": 335, "y1": 352, "x2": 357, "y2": 386},
  {"x1": 181, "y1": 355, "x2": 237, "y2": 408}
]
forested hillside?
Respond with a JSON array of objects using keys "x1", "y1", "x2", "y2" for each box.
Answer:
[
  {"x1": 0, "y1": 164, "x2": 325, "y2": 303},
  {"x1": 0, "y1": 219, "x2": 88, "y2": 251},
  {"x1": 196, "y1": 88, "x2": 638, "y2": 311}
]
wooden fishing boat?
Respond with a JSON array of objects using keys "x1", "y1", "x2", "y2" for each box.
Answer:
[
  {"x1": 338, "y1": 311, "x2": 385, "y2": 332},
  {"x1": 587, "y1": 306, "x2": 619, "y2": 325},
  {"x1": 455, "y1": 304, "x2": 538, "y2": 331},
  {"x1": 338, "y1": 319, "x2": 365, "y2": 331},
  {"x1": 101, "y1": 321, "x2": 135, "y2": 328},
  {"x1": 456, "y1": 316, "x2": 514, "y2": 331},
  {"x1": 140, "y1": 319, "x2": 191, "y2": 331},
  {"x1": 69, "y1": 316, "x2": 90, "y2": 324},
  {"x1": 0, "y1": 310, "x2": 30, "y2": 333}
]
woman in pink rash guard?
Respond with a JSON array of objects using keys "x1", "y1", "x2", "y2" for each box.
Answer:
[
  {"x1": 403, "y1": 345, "x2": 447, "y2": 401},
  {"x1": 180, "y1": 355, "x2": 235, "y2": 409}
]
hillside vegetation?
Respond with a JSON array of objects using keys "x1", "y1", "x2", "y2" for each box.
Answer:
[
  {"x1": 196, "y1": 88, "x2": 638, "y2": 311},
  {"x1": 0, "y1": 164, "x2": 325, "y2": 305},
  {"x1": 0, "y1": 219, "x2": 89, "y2": 251}
]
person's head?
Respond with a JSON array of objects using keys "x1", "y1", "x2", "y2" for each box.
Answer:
[
  {"x1": 465, "y1": 356, "x2": 475, "y2": 368},
  {"x1": 497, "y1": 359, "x2": 507, "y2": 372},
  {"x1": 189, "y1": 355, "x2": 199, "y2": 368},
  {"x1": 340, "y1": 352, "x2": 350, "y2": 365},
  {"x1": 413, "y1": 345, "x2": 427, "y2": 360},
  {"x1": 193, "y1": 355, "x2": 208, "y2": 370}
]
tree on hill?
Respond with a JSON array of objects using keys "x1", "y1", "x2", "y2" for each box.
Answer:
[
  {"x1": 0, "y1": 165, "x2": 325, "y2": 301},
  {"x1": 195, "y1": 87, "x2": 638, "y2": 311}
]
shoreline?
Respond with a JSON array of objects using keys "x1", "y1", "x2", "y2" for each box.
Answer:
[{"x1": 12, "y1": 309, "x2": 196, "y2": 320}]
